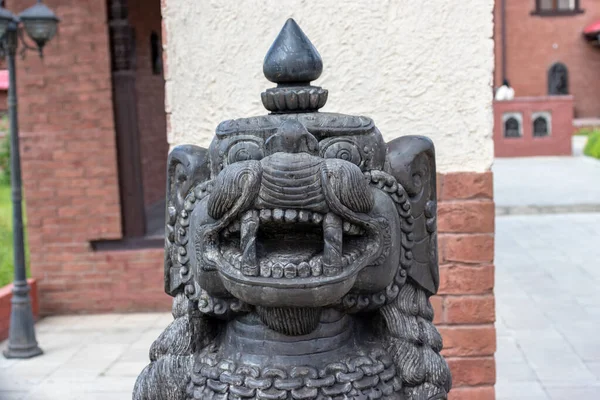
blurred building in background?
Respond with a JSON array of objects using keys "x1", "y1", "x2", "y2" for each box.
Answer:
[
  {"x1": 494, "y1": 0, "x2": 600, "y2": 156},
  {"x1": 495, "y1": 0, "x2": 600, "y2": 117}
]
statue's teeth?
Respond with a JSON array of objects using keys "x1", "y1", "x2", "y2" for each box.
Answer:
[
  {"x1": 284, "y1": 209, "x2": 298, "y2": 223},
  {"x1": 284, "y1": 263, "x2": 297, "y2": 278},
  {"x1": 260, "y1": 260, "x2": 272, "y2": 277},
  {"x1": 343, "y1": 221, "x2": 351, "y2": 232},
  {"x1": 323, "y1": 213, "x2": 343, "y2": 276},
  {"x1": 271, "y1": 262, "x2": 284, "y2": 278},
  {"x1": 342, "y1": 222, "x2": 362, "y2": 235},
  {"x1": 298, "y1": 210, "x2": 312, "y2": 223},
  {"x1": 259, "y1": 209, "x2": 272, "y2": 222},
  {"x1": 297, "y1": 262, "x2": 310, "y2": 277},
  {"x1": 257, "y1": 208, "x2": 317, "y2": 223},
  {"x1": 310, "y1": 256, "x2": 322, "y2": 276},
  {"x1": 241, "y1": 210, "x2": 259, "y2": 276},
  {"x1": 312, "y1": 212, "x2": 323, "y2": 225},
  {"x1": 348, "y1": 251, "x2": 358, "y2": 262}
]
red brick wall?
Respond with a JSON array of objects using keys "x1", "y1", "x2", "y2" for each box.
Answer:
[
  {"x1": 14, "y1": 0, "x2": 169, "y2": 314},
  {"x1": 130, "y1": 0, "x2": 168, "y2": 208},
  {"x1": 494, "y1": 96, "x2": 574, "y2": 157},
  {"x1": 494, "y1": 0, "x2": 600, "y2": 118},
  {"x1": 436, "y1": 172, "x2": 496, "y2": 400}
]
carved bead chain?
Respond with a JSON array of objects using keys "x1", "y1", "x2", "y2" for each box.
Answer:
[
  {"x1": 187, "y1": 347, "x2": 402, "y2": 400},
  {"x1": 335, "y1": 171, "x2": 414, "y2": 314}
]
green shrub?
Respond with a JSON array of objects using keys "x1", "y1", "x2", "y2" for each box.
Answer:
[
  {"x1": 0, "y1": 115, "x2": 8, "y2": 185},
  {"x1": 584, "y1": 131, "x2": 600, "y2": 160},
  {"x1": 0, "y1": 134, "x2": 10, "y2": 185},
  {"x1": 574, "y1": 127, "x2": 598, "y2": 136},
  {"x1": 0, "y1": 184, "x2": 15, "y2": 287},
  {"x1": 575, "y1": 127, "x2": 593, "y2": 136}
]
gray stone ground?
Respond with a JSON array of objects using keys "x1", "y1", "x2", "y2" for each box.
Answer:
[
  {"x1": 495, "y1": 137, "x2": 600, "y2": 399},
  {"x1": 493, "y1": 156, "x2": 600, "y2": 215},
  {"x1": 493, "y1": 136, "x2": 600, "y2": 215}
]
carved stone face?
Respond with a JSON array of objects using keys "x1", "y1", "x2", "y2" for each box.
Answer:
[{"x1": 186, "y1": 113, "x2": 403, "y2": 310}]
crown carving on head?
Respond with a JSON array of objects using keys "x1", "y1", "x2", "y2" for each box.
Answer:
[{"x1": 261, "y1": 18, "x2": 328, "y2": 113}]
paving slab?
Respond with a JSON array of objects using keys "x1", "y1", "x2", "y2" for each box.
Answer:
[
  {"x1": 493, "y1": 156, "x2": 600, "y2": 215},
  {"x1": 0, "y1": 312, "x2": 171, "y2": 400},
  {"x1": 495, "y1": 213, "x2": 600, "y2": 399}
]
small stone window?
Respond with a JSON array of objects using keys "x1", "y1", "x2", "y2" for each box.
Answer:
[
  {"x1": 548, "y1": 63, "x2": 568, "y2": 95},
  {"x1": 503, "y1": 112, "x2": 523, "y2": 138},
  {"x1": 532, "y1": 112, "x2": 552, "y2": 137}
]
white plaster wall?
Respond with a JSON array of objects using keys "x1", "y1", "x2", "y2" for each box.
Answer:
[{"x1": 162, "y1": 0, "x2": 495, "y2": 172}]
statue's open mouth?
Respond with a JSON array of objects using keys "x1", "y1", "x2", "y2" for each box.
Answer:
[
  {"x1": 195, "y1": 151, "x2": 389, "y2": 307},
  {"x1": 216, "y1": 207, "x2": 378, "y2": 282},
  {"x1": 208, "y1": 203, "x2": 382, "y2": 307}
]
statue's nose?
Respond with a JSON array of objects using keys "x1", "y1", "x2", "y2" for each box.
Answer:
[{"x1": 265, "y1": 120, "x2": 319, "y2": 155}]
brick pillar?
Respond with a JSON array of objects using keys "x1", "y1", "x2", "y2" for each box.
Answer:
[{"x1": 436, "y1": 172, "x2": 496, "y2": 400}]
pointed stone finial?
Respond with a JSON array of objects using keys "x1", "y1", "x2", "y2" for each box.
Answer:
[
  {"x1": 261, "y1": 19, "x2": 328, "y2": 113},
  {"x1": 263, "y1": 18, "x2": 323, "y2": 85}
]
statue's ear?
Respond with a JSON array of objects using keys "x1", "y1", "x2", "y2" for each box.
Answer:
[
  {"x1": 386, "y1": 136, "x2": 439, "y2": 295},
  {"x1": 164, "y1": 145, "x2": 211, "y2": 295}
]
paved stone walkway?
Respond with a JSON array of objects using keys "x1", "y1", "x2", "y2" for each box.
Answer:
[
  {"x1": 1, "y1": 217, "x2": 599, "y2": 399},
  {"x1": 495, "y1": 213, "x2": 600, "y2": 399}
]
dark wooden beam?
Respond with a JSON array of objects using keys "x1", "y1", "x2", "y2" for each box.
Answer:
[{"x1": 107, "y1": 0, "x2": 146, "y2": 237}]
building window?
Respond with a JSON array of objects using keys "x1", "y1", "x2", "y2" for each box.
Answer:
[
  {"x1": 504, "y1": 118, "x2": 521, "y2": 138},
  {"x1": 532, "y1": 112, "x2": 552, "y2": 137},
  {"x1": 548, "y1": 63, "x2": 568, "y2": 95},
  {"x1": 533, "y1": 117, "x2": 549, "y2": 137},
  {"x1": 503, "y1": 112, "x2": 523, "y2": 138},
  {"x1": 534, "y1": 0, "x2": 583, "y2": 15}
]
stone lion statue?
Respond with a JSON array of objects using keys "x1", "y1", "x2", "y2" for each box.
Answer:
[{"x1": 134, "y1": 19, "x2": 451, "y2": 400}]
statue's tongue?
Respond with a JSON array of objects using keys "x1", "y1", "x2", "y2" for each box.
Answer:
[{"x1": 256, "y1": 306, "x2": 322, "y2": 336}]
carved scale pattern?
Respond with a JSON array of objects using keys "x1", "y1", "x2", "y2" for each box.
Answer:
[{"x1": 187, "y1": 346, "x2": 402, "y2": 400}]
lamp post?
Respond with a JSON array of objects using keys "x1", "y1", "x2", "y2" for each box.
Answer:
[{"x1": 0, "y1": 0, "x2": 59, "y2": 359}]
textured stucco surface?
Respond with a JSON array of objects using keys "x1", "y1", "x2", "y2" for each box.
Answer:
[{"x1": 162, "y1": 0, "x2": 495, "y2": 172}]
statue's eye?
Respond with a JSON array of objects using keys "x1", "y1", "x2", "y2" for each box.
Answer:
[
  {"x1": 227, "y1": 141, "x2": 263, "y2": 164},
  {"x1": 322, "y1": 140, "x2": 362, "y2": 166}
]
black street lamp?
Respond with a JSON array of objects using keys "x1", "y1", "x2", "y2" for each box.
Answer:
[{"x1": 1, "y1": 0, "x2": 59, "y2": 359}]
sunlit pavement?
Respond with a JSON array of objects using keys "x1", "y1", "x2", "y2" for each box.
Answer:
[{"x1": 0, "y1": 313, "x2": 171, "y2": 399}]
